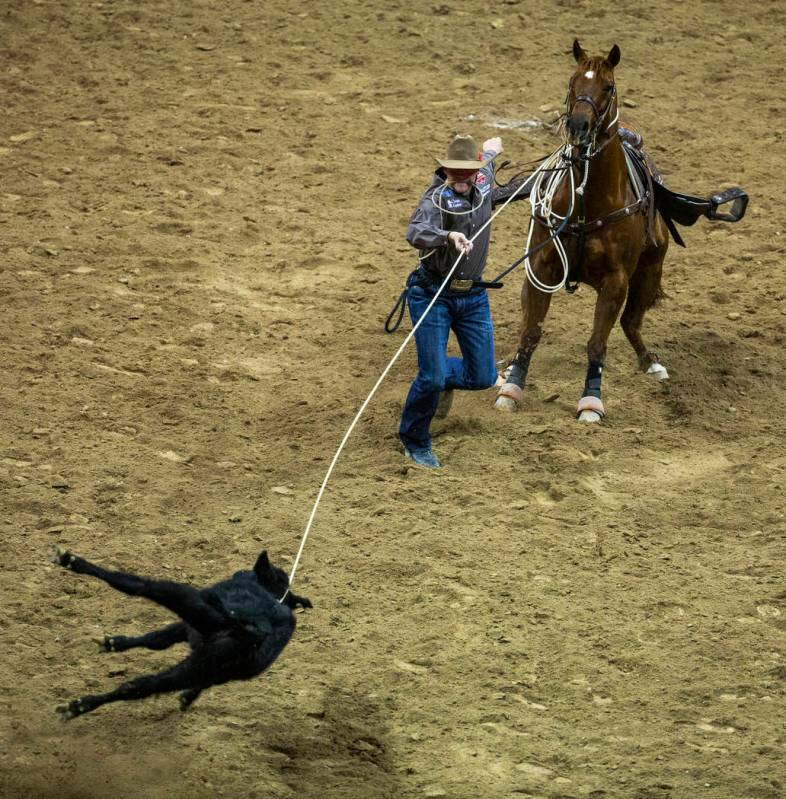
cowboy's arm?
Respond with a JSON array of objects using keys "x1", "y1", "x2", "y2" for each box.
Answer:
[
  {"x1": 479, "y1": 138, "x2": 531, "y2": 207},
  {"x1": 406, "y1": 193, "x2": 450, "y2": 250},
  {"x1": 491, "y1": 172, "x2": 536, "y2": 207},
  {"x1": 476, "y1": 141, "x2": 501, "y2": 195}
]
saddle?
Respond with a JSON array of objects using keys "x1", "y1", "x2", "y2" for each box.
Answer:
[
  {"x1": 493, "y1": 129, "x2": 748, "y2": 248},
  {"x1": 619, "y1": 126, "x2": 748, "y2": 247}
]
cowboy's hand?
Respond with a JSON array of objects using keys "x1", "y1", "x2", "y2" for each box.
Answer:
[
  {"x1": 482, "y1": 136, "x2": 503, "y2": 156},
  {"x1": 448, "y1": 232, "x2": 473, "y2": 255}
]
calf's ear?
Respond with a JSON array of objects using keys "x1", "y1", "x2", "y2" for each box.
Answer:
[{"x1": 254, "y1": 550, "x2": 271, "y2": 579}]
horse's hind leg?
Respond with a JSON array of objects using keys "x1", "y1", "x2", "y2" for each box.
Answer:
[
  {"x1": 50, "y1": 546, "x2": 227, "y2": 636},
  {"x1": 57, "y1": 655, "x2": 204, "y2": 720},
  {"x1": 620, "y1": 244, "x2": 668, "y2": 380},
  {"x1": 103, "y1": 622, "x2": 188, "y2": 653}
]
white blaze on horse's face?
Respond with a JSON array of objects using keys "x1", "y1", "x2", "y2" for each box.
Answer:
[{"x1": 584, "y1": 70, "x2": 594, "y2": 78}]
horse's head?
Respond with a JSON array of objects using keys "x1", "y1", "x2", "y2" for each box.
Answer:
[{"x1": 565, "y1": 40, "x2": 620, "y2": 148}]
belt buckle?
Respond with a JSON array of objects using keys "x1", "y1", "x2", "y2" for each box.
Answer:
[{"x1": 449, "y1": 278, "x2": 473, "y2": 292}]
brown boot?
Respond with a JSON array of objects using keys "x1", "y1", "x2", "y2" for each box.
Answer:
[{"x1": 435, "y1": 389, "x2": 454, "y2": 420}]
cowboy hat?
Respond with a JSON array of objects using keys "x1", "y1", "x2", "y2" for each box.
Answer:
[{"x1": 435, "y1": 134, "x2": 491, "y2": 170}]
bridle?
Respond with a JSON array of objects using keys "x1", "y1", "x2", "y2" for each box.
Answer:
[{"x1": 565, "y1": 76, "x2": 619, "y2": 158}]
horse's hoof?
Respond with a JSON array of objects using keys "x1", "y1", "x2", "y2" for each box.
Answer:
[
  {"x1": 495, "y1": 383, "x2": 522, "y2": 411},
  {"x1": 576, "y1": 395, "x2": 605, "y2": 422},
  {"x1": 96, "y1": 635, "x2": 114, "y2": 652},
  {"x1": 646, "y1": 362, "x2": 669, "y2": 381},
  {"x1": 494, "y1": 396, "x2": 517, "y2": 412}
]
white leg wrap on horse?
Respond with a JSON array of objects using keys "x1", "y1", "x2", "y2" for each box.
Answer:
[
  {"x1": 494, "y1": 363, "x2": 513, "y2": 387},
  {"x1": 576, "y1": 395, "x2": 605, "y2": 422},
  {"x1": 646, "y1": 362, "x2": 669, "y2": 381}
]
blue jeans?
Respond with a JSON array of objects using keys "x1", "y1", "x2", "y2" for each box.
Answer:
[{"x1": 399, "y1": 283, "x2": 496, "y2": 451}]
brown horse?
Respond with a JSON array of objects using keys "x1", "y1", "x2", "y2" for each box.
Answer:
[{"x1": 495, "y1": 41, "x2": 670, "y2": 421}]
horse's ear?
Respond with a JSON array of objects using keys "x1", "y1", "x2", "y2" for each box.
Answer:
[
  {"x1": 572, "y1": 39, "x2": 587, "y2": 63},
  {"x1": 607, "y1": 44, "x2": 621, "y2": 67}
]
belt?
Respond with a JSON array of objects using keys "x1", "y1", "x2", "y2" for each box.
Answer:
[
  {"x1": 385, "y1": 268, "x2": 503, "y2": 334},
  {"x1": 418, "y1": 268, "x2": 503, "y2": 293}
]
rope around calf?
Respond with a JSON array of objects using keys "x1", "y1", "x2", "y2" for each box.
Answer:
[{"x1": 279, "y1": 175, "x2": 533, "y2": 602}]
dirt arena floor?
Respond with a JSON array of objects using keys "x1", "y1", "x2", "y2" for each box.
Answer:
[{"x1": 2, "y1": 1, "x2": 785, "y2": 797}]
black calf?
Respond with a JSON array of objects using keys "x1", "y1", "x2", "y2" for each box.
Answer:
[{"x1": 50, "y1": 545, "x2": 311, "y2": 719}]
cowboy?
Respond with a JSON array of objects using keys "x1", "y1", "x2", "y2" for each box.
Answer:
[{"x1": 398, "y1": 134, "x2": 503, "y2": 469}]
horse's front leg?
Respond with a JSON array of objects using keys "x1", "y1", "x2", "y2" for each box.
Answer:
[
  {"x1": 578, "y1": 271, "x2": 629, "y2": 422},
  {"x1": 494, "y1": 263, "x2": 554, "y2": 411}
]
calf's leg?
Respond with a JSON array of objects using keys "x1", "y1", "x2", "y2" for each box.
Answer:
[
  {"x1": 51, "y1": 546, "x2": 228, "y2": 636},
  {"x1": 58, "y1": 655, "x2": 203, "y2": 719},
  {"x1": 103, "y1": 622, "x2": 188, "y2": 652},
  {"x1": 58, "y1": 637, "x2": 257, "y2": 719}
]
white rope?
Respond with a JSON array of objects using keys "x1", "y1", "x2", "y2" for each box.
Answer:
[
  {"x1": 522, "y1": 145, "x2": 578, "y2": 294},
  {"x1": 430, "y1": 181, "x2": 486, "y2": 216},
  {"x1": 604, "y1": 106, "x2": 619, "y2": 133},
  {"x1": 282, "y1": 174, "x2": 532, "y2": 598},
  {"x1": 520, "y1": 96, "x2": 618, "y2": 295},
  {"x1": 420, "y1": 176, "x2": 492, "y2": 262}
]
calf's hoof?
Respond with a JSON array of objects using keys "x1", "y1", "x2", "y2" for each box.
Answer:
[
  {"x1": 56, "y1": 699, "x2": 85, "y2": 721},
  {"x1": 646, "y1": 362, "x2": 669, "y2": 381},
  {"x1": 293, "y1": 594, "x2": 313, "y2": 611},
  {"x1": 179, "y1": 689, "x2": 201, "y2": 711},
  {"x1": 494, "y1": 383, "x2": 522, "y2": 412},
  {"x1": 49, "y1": 544, "x2": 75, "y2": 569},
  {"x1": 577, "y1": 395, "x2": 605, "y2": 423}
]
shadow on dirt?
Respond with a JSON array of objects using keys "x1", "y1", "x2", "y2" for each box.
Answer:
[{"x1": 266, "y1": 683, "x2": 402, "y2": 799}]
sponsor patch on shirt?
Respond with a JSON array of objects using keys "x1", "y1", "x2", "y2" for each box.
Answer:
[
  {"x1": 447, "y1": 198, "x2": 464, "y2": 209},
  {"x1": 474, "y1": 172, "x2": 488, "y2": 186}
]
